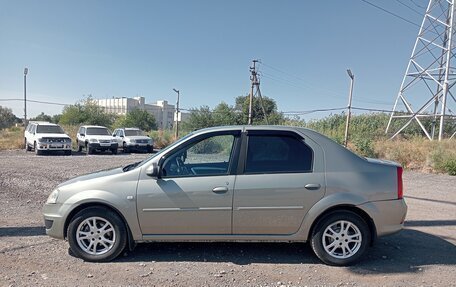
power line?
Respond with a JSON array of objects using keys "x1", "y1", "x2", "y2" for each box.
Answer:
[
  {"x1": 410, "y1": 0, "x2": 426, "y2": 9},
  {"x1": 358, "y1": 0, "x2": 421, "y2": 28},
  {"x1": 396, "y1": 0, "x2": 424, "y2": 16},
  {"x1": 0, "y1": 98, "x2": 69, "y2": 106}
]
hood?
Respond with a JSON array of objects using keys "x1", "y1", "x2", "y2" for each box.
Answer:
[
  {"x1": 58, "y1": 167, "x2": 123, "y2": 188},
  {"x1": 38, "y1": 133, "x2": 70, "y2": 139}
]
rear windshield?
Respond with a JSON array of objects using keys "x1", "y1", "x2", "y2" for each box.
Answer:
[
  {"x1": 36, "y1": 125, "x2": 64, "y2": 134},
  {"x1": 125, "y1": 129, "x2": 145, "y2": 136},
  {"x1": 86, "y1": 127, "x2": 110, "y2": 135}
]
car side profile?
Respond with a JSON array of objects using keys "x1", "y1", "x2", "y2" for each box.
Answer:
[
  {"x1": 76, "y1": 125, "x2": 118, "y2": 155},
  {"x1": 43, "y1": 126, "x2": 407, "y2": 266},
  {"x1": 112, "y1": 128, "x2": 153, "y2": 153},
  {"x1": 24, "y1": 121, "x2": 72, "y2": 155}
]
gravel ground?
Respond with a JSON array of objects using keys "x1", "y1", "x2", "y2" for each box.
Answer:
[{"x1": 0, "y1": 149, "x2": 455, "y2": 287}]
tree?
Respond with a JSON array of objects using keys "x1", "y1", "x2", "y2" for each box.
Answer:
[
  {"x1": 30, "y1": 112, "x2": 52, "y2": 122},
  {"x1": 213, "y1": 102, "x2": 242, "y2": 126},
  {"x1": 114, "y1": 109, "x2": 157, "y2": 131},
  {"x1": 182, "y1": 106, "x2": 215, "y2": 131},
  {"x1": 59, "y1": 96, "x2": 115, "y2": 127},
  {"x1": 0, "y1": 106, "x2": 20, "y2": 129},
  {"x1": 234, "y1": 94, "x2": 284, "y2": 125}
]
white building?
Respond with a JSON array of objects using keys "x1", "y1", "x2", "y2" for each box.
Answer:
[{"x1": 96, "y1": 97, "x2": 186, "y2": 130}]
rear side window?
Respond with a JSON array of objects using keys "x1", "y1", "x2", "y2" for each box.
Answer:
[{"x1": 245, "y1": 135, "x2": 313, "y2": 174}]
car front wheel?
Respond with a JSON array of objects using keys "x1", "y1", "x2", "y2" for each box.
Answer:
[
  {"x1": 311, "y1": 211, "x2": 370, "y2": 266},
  {"x1": 67, "y1": 207, "x2": 127, "y2": 262}
]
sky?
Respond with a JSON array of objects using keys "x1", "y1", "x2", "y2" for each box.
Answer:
[{"x1": 0, "y1": 0, "x2": 427, "y2": 120}]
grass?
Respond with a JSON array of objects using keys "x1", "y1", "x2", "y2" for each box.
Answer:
[{"x1": 0, "y1": 127, "x2": 25, "y2": 150}]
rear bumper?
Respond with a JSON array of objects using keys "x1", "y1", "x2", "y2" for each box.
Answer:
[{"x1": 358, "y1": 198, "x2": 407, "y2": 237}]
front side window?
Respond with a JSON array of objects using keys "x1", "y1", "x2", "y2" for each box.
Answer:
[
  {"x1": 245, "y1": 135, "x2": 313, "y2": 174},
  {"x1": 162, "y1": 134, "x2": 236, "y2": 178}
]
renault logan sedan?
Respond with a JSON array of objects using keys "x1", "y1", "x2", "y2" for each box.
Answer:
[{"x1": 43, "y1": 126, "x2": 407, "y2": 266}]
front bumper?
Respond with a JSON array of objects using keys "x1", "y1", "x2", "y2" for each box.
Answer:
[
  {"x1": 36, "y1": 143, "x2": 72, "y2": 151},
  {"x1": 42, "y1": 203, "x2": 68, "y2": 240},
  {"x1": 358, "y1": 198, "x2": 408, "y2": 237},
  {"x1": 88, "y1": 143, "x2": 118, "y2": 150},
  {"x1": 125, "y1": 143, "x2": 153, "y2": 151}
]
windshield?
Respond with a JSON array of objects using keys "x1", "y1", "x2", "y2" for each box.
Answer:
[
  {"x1": 135, "y1": 132, "x2": 195, "y2": 169},
  {"x1": 86, "y1": 127, "x2": 111, "y2": 135},
  {"x1": 125, "y1": 129, "x2": 145, "y2": 136},
  {"x1": 36, "y1": 125, "x2": 64, "y2": 134}
]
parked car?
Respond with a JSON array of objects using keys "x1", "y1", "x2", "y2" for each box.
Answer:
[
  {"x1": 24, "y1": 121, "x2": 72, "y2": 155},
  {"x1": 43, "y1": 126, "x2": 407, "y2": 265},
  {"x1": 112, "y1": 128, "x2": 153, "y2": 153},
  {"x1": 76, "y1": 125, "x2": 118, "y2": 155}
]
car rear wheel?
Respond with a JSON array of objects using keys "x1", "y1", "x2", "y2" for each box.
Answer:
[
  {"x1": 77, "y1": 140, "x2": 82, "y2": 152},
  {"x1": 67, "y1": 207, "x2": 127, "y2": 262},
  {"x1": 311, "y1": 211, "x2": 370, "y2": 266}
]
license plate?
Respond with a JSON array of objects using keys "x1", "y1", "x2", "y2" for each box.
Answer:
[
  {"x1": 100, "y1": 143, "x2": 111, "y2": 146},
  {"x1": 51, "y1": 144, "x2": 63, "y2": 148}
]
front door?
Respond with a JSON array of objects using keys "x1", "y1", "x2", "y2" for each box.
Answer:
[
  {"x1": 233, "y1": 130, "x2": 326, "y2": 235},
  {"x1": 136, "y1": 130, "x2": 241, "y2": 235}
]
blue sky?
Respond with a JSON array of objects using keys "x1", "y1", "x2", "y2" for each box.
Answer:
[{"x1": 0, "y1": 0, "x2": 425, "y2": 120}]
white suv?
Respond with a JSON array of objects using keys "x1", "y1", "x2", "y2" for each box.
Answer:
[
  {"x1": 24, "y1": 121, "x2": 72, "y2": 155},
  {"x1": 112, "y1": 128, "x2": 153, "y2": 153},
  {"x1": 76, "y1": 125, "x2": 118, "y2": 155}
]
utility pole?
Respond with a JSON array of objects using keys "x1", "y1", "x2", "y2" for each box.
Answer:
[
  {"x1": 344, "y1": 69, "x2": 354, "y2": 147},
  {"x1": 248, "y1": 60, "x2": 258, "y2": 125},
  {"x1": 173, "y1": 88, "x2": 180, "y2": 140},
  {"x1": 24, "y1": 67, "x2": 28, "y2": 126},
  {"x1": 248, "y1": 59, "x2": 268, "y2": 125}
]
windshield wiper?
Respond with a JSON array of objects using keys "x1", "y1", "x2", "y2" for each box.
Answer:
[{"x1": 122, "y1": 161, "x2": 141, "y2": 172}]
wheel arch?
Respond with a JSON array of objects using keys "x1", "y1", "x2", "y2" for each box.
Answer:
[
  {"x1": 64, "y1": 202, "x2": 136, "y2": 251},
  {"x1": 307, "y1": 205, "x2": 377, "y2": 245}
]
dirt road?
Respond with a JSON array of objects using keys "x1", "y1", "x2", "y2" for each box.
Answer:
[{"x1": 0, "y1": 150, "x2": 455, "y2": 287}]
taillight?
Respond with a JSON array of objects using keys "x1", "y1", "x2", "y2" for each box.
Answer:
[{"x1": 397, "y1": 166, "x2": 403, "y2": 199}]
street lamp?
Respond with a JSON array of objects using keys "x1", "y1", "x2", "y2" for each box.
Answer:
[
  {"x1": 344, "y1": 69, "x2": 355, "y2": 147},
  {"x1": 24, "y1": 68, "x2": 28, "y2": 126},
  {"x1": 173, "y1": 88, "x2": 180, "y2": 140}
]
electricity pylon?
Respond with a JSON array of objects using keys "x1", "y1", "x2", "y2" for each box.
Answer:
[{"x1": 386, "y1": 0, "x2": 456, "y2": 140}]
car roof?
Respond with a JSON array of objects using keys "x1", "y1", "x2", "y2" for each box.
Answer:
[
  {"x1": 122, "y1": 127, "x2": 141, "y2": 130},
  {"x1": 81, "y1": 125, "x2": 108, "y2": 129},
  {"x1": 29, "y1": 121, "x2": 58, "y2": 126}
]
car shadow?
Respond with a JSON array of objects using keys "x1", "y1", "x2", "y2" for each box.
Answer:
[
  {"x1": 0, "y1": 226, "x2": 46, "y2": 237},
  {"x1": 113, "y1": 229, "x2": 455, "y2": 273}
]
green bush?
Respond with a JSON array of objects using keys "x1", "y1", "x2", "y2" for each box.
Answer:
[
  {"x1": 191, "y1": 138, "x2": 222, "y2": 154},
  {"x1": 352, "y1": 138, "x2": 376, "y2": 158},
  {"x1": 444, "y1": 158, "x2": 456, "y2": 176}
]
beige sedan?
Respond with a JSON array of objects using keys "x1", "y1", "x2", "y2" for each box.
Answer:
[{"x1": 43, "y1": 126, "x2": 407, "y2": 266}]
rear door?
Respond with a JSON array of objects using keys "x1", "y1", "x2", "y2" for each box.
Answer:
[{"x1": 233, "y1": 130, "x2": 326, "y2": 235}]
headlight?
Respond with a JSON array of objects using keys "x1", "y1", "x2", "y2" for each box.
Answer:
[
  {"x1": 148, "y1": 139, "x2": 153, "y2": 144},
  {"x1": 130, "y1": 139, "x2": 136, "y2": 143},
  {"x1": 46, "y1": 189, "x2": 59, "y2": 204},
  {"x1": 89, "y1": 139, "x2": 98, "y2": 143},
  {"x1": 65, "y1": 138, "x2": 72, "y2": 143},
  {"x1": 111, "y1": 139, "x2": 117, "y2": 143},
  {"x1": 38, "y1": 138, "x2": 47, "y2": 143}
]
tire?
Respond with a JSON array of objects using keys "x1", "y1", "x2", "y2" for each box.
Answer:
[
  {"x1": 25, "y1": 139, "x2": 31, "y2": 152},
  {"x1": 34, "y1": 142, "x2": 42, "y2": 155},
  {"x1": 310, "y1": 211, "x2": 370, "y2": 266},
  {"x1": 147, "y1": 146, "x2": 153, "y2": 153},
  {"x1": 77, "y1": 140, "x2": 82, "y2": 152},
  {"x1": 86, "y1": 143, "x2": 92, "y2": 155},
  {"x1": 122, "y1": 143, "x2": 129, "y2": 153},
  {"x1": 67, "y1": 206, "x2": 127, "y2": 262},
  {"x1": 111, "y1": 148, "x2": 117, "y2": 155},
  {"x1": 65, "y1": 150, "x2": 72, "y2": 156}
]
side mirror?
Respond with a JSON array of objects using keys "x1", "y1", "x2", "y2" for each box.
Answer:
[
  {"x1": 120, "y1": 135, "x2": 124, "y2": 138},
  {"x1": 80, "y1": 133, "x2": 85, "y2": 137},
  {"x1": 112, "y1": 134, "x2": 116, "y2": 137},
  {"x1": 146, "y1": 163, "x2": 160, "y2": 179}
]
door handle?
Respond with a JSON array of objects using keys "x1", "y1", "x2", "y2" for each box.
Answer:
[
  {"x1": 305, "y1": 183, "x2": 321, "y2": 190},
  {"x1": 212, "y1": 186, "x2": 229, "y2": 194}
]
